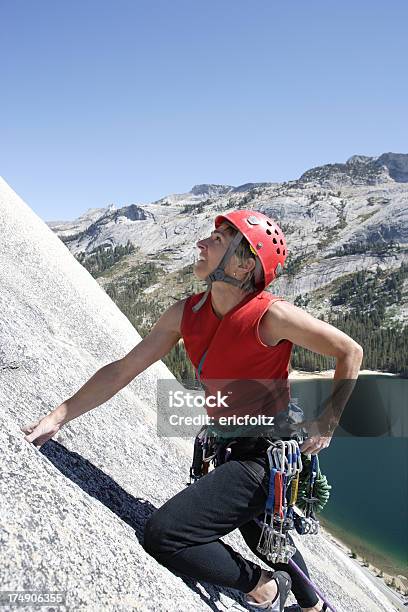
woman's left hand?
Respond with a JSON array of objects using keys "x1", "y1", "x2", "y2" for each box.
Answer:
[
  {"x1": 300, "y1": 433, "x2": 332, "y2": 455},
  {"x1": 294, "y1": 417, "x2": 337, "y2": 455}
]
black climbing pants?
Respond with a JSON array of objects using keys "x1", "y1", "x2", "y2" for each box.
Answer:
[{"x1": 143, "y1": 441, "x2": 319, "y2": 608}]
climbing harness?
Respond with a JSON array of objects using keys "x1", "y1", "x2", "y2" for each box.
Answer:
[{"x1": 187, "y1": 425, "x2": 237, "y2": 485}]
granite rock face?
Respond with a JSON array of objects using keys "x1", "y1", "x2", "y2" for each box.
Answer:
[{"x1": 0, "y1": 177, "x2": 397, "y2": 611}]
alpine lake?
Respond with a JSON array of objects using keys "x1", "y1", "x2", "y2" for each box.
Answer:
[{"x1": 290, "y1": 373, "x2": 408, "y2": 577}]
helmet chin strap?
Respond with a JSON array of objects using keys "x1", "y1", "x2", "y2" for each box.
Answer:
[{"x1": 192, "y1": 232, "x2": 258, "y2": 313}]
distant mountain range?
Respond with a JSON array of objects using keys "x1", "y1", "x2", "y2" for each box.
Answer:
[{"x1": 47, "y1": 152, "x2": 408, "y2": 329}]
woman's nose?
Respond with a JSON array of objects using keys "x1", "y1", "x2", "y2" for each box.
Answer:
[{"x1": 196, "y1": 237, "x2": 208, "y2": 249}]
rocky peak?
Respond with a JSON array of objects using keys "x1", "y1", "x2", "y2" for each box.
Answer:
[
  {"x1": 232, "y1": 182, "x2": 273, "y2": 193},
  {"x1": 299, "y1": 157, "x2": 390, "y2": 187},
  {"x1": 112, "y1": 204, "x2": 149, "y2": 222},
  {"x1": 346, "y1": 155, "x2": 374, "y2": 165},
  {"x1": 300, "y1": 153, "x2": 408, "y2": 187},
  {"x1": 190, "y1": 184, "x2": 233, "y2": 197},
  {"x1": 375, "y1": 153, "x2": 408, "y2": 182}
]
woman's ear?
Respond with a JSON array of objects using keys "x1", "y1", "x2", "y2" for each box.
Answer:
[{"x1": 239, "y1": 257, "x2": 256, "y2": 273}]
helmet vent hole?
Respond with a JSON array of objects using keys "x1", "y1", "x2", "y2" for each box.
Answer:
[
  {"x1": 266, "y1": 221, "x2": 272, "y2": 226},
  {"x1": 277, "y1": 248, "x2": 281, "y2": 255},
  {"x1": 266, "y1": 229, "x2": 272, "y2": 235},
  {"x1": 283, "y1": 249, "x2": 286, "y2": 255},
  {"x1": 275, "y1": 229, "x2": 279, "y2": 235},
  {"x1": 280, "y1": 239, "x2": 284, "y2": 245},
  {"x1": 273, "y1": 238, "x2": 277, "y2": 244}
]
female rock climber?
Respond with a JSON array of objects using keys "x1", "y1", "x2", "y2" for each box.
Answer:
[{"x1": 22, "y1": 209, "x2": 363, "y2": 612}]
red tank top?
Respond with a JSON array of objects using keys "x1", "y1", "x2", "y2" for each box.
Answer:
[{"x1": 180, "y1": 290, "x2": 293, "y2": 419}]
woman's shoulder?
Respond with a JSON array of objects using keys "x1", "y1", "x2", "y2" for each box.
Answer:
[{"x1": 259, "y1": 290, "x2": 288, "y2": 306}]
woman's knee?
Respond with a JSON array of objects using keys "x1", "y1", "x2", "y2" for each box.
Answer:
[
  {"x1": 143, "y1": 510, "x2": 176, "y2": 559},
  {"x1": 143, "y1": 512, "x2": 162, "y2": 555}
]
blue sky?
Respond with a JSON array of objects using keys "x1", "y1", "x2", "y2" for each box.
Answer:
[{"x1": 1, "y1": 0, "x2": 407, "y2": 222}]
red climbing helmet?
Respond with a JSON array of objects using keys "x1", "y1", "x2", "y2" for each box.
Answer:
[{"x1": 214, "y1": 210, "x2": 287, "y2": 288}]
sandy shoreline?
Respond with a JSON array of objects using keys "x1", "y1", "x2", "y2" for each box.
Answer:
[
  {"x1": 320, "y1": 523, "x2": 408, "y2": 607},
  {"x1": 289, "y1": 368, "x2": 399, "y2": 379}
]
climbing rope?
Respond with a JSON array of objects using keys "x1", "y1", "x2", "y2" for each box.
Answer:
[{"x1": 297, "y1": 453, "x2": 332, "y2": 514}]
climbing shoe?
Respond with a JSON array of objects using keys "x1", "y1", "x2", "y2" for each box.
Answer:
[{"x1": 244, "y1": 571, "x2": 292, "y2": 611}]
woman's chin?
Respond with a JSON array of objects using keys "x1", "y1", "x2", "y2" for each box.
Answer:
[{"x1": 193, "y1": 262, "x2": 206, "y2": 279}]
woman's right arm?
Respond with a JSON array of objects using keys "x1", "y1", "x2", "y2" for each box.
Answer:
[{"x1": 21, "y1": 298, "x2": 186, "y2": 447}]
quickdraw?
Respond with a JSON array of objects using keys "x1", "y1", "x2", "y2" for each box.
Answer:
[{"x1": 256, "y1": 440, "x2": 301, "y2": 563}]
